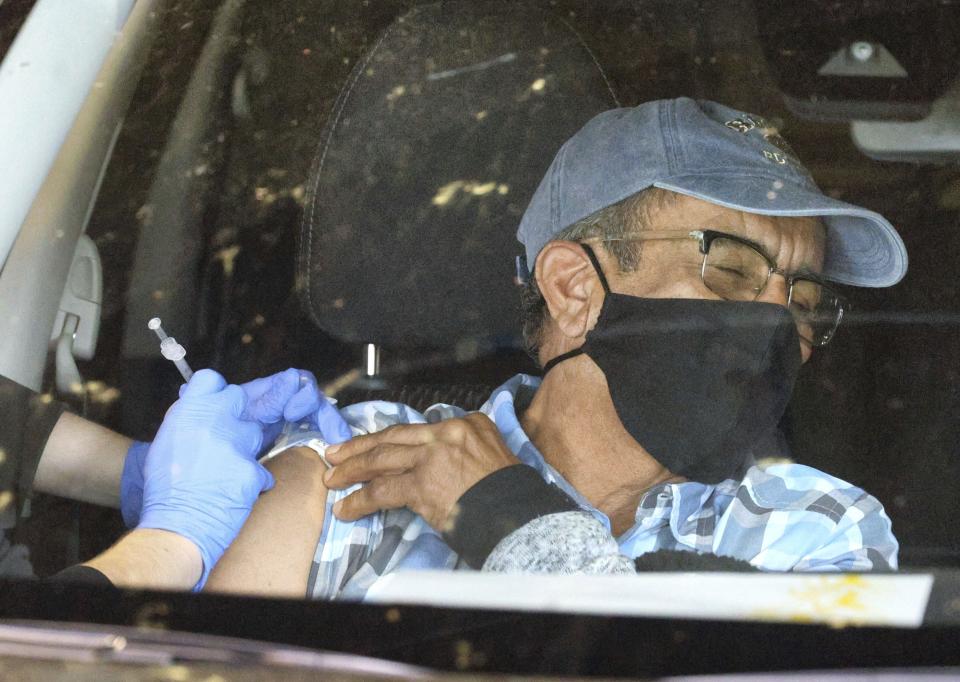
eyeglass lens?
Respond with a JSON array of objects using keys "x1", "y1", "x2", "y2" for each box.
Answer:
[{"x1": 701, "y1": 236, "x2": 842, "y2": 346}]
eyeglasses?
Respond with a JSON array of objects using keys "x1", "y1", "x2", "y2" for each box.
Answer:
[{"x1": 584, "y1": 229, "x2": 847, "y2": 347}]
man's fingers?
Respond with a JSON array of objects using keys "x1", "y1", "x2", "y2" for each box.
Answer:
[
  {"x1": 324, "y1": 423, "x2": 436, "y2": 464},
  {"x1": 332, "y1": 473, "x2": 414, "y2": 521},
  {"x1": 323, "y1": 444, "x2": 421, "y2": 489}
]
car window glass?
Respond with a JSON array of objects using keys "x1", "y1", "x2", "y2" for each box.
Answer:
[{"x1": 14, "y1": 0, "x2": 960, "y2": 599}]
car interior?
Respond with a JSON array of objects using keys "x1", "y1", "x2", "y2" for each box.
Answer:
[{"x1": 2, "y1": 0, "x2": 960, "y2": 676}]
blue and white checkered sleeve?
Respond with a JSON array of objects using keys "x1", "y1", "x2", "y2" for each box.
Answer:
[
  {"x1": 304, "y1": 400, "x2": 434, "y2": 599},
  {"x1": 716, "y1": 464, "x2": 899, "y2": 572},
  {"x1": 790, "y1": 488, "x2": 899, "y2": 572}
]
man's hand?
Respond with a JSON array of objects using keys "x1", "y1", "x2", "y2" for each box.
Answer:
[
  {"x1": 136, "y1": 369, "x2": 274, "y2": 589},
  {"x1": 323, "y1": 413, "x2": 519, "y2": 531}
]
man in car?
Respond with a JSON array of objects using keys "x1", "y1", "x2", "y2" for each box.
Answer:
[
  {"x1": 204, "y1": 98, "x2": 906, "y2": 598},
  {"x1": 0, "y1": 367, "x2": 347, "y2": 587}
]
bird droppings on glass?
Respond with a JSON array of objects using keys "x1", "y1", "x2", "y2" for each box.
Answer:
[
  {"x1": 163, "y1": 664, "x2": 190, "y2": 681},
  {"x1": 85, "y1": 381, "x2": 121, "y2": 404},
  {"x1": 386, "y1": 84, "x2": 406, "y2": 102},
  {"x1": 136, "y1": 203, "x2": 154, "y2": 225},
  {"x1": 530, "y1": 77, "x2": 546, "y2": 92},
  {"x1": 432, "y1": 180, "x2": 508, "y2": 206},
  {"x1": 756, "y1": 457, "x2": 795, "y2": 470},
  {"x1": 215, "y1": 245, "x2": 242, "y2": 278},
  {"x1": 444, "y1": 501, "x2": 461, "y2": 534},
  {"x1": 292, "y1": 273, "x2": 308, "y2": 294},
  {"x1": 454, "y1": 639, "x2": 486, "y2": 670}
]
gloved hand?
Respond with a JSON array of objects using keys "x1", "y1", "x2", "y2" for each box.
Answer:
[
  {"x1": 136, "y1": 369, "x2": 273, "y2": 590},
  {"x1": 120, "y1": 440, "x2": 150, "y2": 528},
  {"x1": 239, "y1": 368, "x2": 351, "y2": 445},
  {"x1": 120, "y1": 368, "x2": 352, "y2": 527}
]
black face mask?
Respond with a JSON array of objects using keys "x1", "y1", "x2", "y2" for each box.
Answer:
[{"x1": 543, "y1": 244, "x2": 802, "y2": 483}]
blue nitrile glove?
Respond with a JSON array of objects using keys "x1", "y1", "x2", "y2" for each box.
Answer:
[
  {"x1": 239, "y1": 366, "x2": 351, "y2": 444},
  {"x1": 120, "y1": 440, "x2": 150, "y2": 527},
  {"x1": 240, "y1": 368, "x2": 325, "y2": 446},
  {"x1": 120, "y1": 368, "x2": 336, "y2": 528},
  {"x1": 316, "y1": 394, "x2": 353, "y2": 445},
  {"x1": 137, "y1": 369, "x2": 274, "y2": 590}
]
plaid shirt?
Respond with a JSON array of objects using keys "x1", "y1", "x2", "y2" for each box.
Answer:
[{"x1": 271, "y1": 374, "x2": 898, "y2": 600}]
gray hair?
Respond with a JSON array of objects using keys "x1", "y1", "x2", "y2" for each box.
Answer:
[{"x1": 518, "y1": 187, "x2": 677, "y2": 363}]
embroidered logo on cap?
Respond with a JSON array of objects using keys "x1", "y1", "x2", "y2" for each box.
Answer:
[{"x1": 726, "y1": 114, "x2": 806, "y2": 174}]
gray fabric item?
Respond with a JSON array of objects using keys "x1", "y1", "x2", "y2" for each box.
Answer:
[
  {"x1": 482, "y1": 511, "x2": 634, "y2": 574},
  {"x1": 0, "y1": 529, "x2": 35, "y2": 579}
]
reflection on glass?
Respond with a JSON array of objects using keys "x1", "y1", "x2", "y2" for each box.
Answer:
[{"x1": 3, "y1": 0, "x2": 959, "y2": 644}]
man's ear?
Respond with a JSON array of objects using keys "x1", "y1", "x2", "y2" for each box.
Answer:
[{"x1": 536, "y1": 241, "x2": 601, "y2": 341}]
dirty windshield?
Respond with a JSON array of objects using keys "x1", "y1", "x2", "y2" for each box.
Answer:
[{"x1": 9, "y1": 0, "x2": 960, "y2": 620}]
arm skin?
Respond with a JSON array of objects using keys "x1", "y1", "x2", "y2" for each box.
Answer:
[
  {"x1": 33, "y1": 412, "x2": 130, "y2": 508},
  {"x1": 203, "y1": 446, "x2": 328, "y2": 597},
  {"x1": 82, "y1": 528, "x2": 202, "y2": 589}
]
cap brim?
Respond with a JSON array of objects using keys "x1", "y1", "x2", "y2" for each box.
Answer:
[{"x1": 655, "y1": 175, "x2": 908, "y2": 288}]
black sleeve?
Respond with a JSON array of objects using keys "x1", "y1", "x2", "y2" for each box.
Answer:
[
  {"x1": 0, "y1": 375, "x2": 66, "y2": 528},
  {"x1": 442, "y1": 464, "x2": 581, "y2": 569},
  {"x1": 47, "y1": 564, "x2": 116, "y2": 588},
  {"x1": 633, "y1": 548, "x2": 759, "y2": 572}
]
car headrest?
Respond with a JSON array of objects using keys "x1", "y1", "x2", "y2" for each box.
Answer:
[{"x1": 298, "y1": 0, "x2": 618, "y2": 350}]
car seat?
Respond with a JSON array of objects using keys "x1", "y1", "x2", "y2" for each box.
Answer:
[{"x1": 297, "y1": 0, "x2": 619, "y2": 410}]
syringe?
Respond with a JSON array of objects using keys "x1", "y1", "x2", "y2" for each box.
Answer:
[{"x1": 148, "y1": 317, "x2": 194, "y2": 382}]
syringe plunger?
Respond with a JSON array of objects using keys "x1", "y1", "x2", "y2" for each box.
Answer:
[{"x1": 149, "y1": 317, "x2": 193, "y2": 382}]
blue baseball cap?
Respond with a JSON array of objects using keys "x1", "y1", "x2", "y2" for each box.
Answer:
[{"x1": 517, "y1": 97, "x2": 908, "y2": 287}]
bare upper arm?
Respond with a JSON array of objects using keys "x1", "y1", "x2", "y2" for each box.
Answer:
[{"x1": 204, "y1": 446, "x2": 328, "y2": 597}]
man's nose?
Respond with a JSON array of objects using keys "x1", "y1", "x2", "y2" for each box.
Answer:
[{"x1": 757, "y1": 272, "x2": 790, "y2": 307}]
